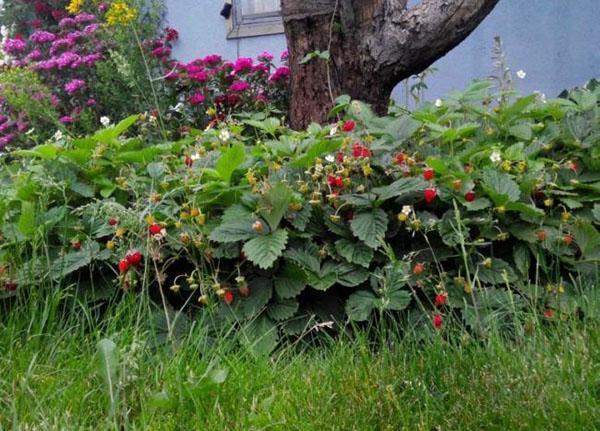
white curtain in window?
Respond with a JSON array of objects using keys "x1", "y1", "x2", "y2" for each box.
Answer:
[{"x1": 241, "y1": 0, "x2": 280, "y2": 15}]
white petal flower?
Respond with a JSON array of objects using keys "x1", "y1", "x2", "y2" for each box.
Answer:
[
  {"x1": 490, "y1": 150, "x2": 502, "y2": 163},
  {"x1": 190, "y1": 152, "x2": 201, "y2": 161},
  {"x1": 219, "y1": 129, "x2": 231, "y2": 142},
  {"x1": 434, "y1": 99, "x2": 443, "y2": 107},
  {"x1": 401, "y1": 205, "x2": 413, "y2": 215},
  {"x1": 53, "y1": 130, "x2": 64, "y2": 141},
  {"x1": 325, "y1": 154, "x2": 335, "y2": 163},
  {"x1": 516, "y1": 70, "x2": 527, "y2": 79},
  {"x1": 100, "y1": 116, "x2": 111, "y2": 127},
  {"x1": 329, "y1": 125, "x2": 338, "y2": 136},
  {"x1": 172, "y1": 102, "x2": 184, "y2": 113}
]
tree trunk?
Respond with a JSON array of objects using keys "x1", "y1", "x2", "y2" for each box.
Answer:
[{"x1": 282, "y1": 0, "x2": 500, "y2": 129}]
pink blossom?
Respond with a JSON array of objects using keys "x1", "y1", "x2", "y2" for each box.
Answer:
[
  {"x1": 66, "y1": 31, "x2": 84, "y2": 43},
  {"x1": 229, "y1": 80, "x2": 250, "y2": 92},
  {"x1": 56, "y1": 52, "x2": 80, "y2": 69},
  {"x1": 253, "y1": 64, "x2": 269, "y2": 74},
  {"x1": 50, "y1": 95, "x2": 61, "y2": 107},
  {"x1": 233, "y1": 57, "x2": 253, "y2": 73},
  {"x1": 280, "y1": 50, "x2": 289, "y2": 61},
  {"x1": 203, "y1": 54, "x2": 222, "y2": 65},
  {"x1": 165, "y1": 27, "x2": 179, "y2": 42},
  {"x1": 3, "y1": 38, "x2": 27, "y2": 54},
  {"x1": 0, "y1": 134, "x2": 15, "y2": 149},
  {"x1": 60, "y1": 116, "x2": 74, "y2": 124},
  {"x1": 74, "y1": 13, "x2": 96, "y2": 24},
  {"x1": 65, "y1": 79, "x2": 86, "y2": 95},
  {"x1": 26, "y1": 49, "x2": 43, "y2": 62},
  {"x1": 30, "y1": 31, "x2": 56, "y2": 43},
  {"x1": 269, "y1": 66, "x2": 290, "y2": 83},
  {"x1": 152, "y1": 46, "x2": 171, "y2": 58},
  {"x1": 86, "y1": 98, "x2": 97, "y2": 106},
  {"x1": 50, "y1": 38, "x2": 74, "y2": 55},
  {"x1": 83, "y1": 24, "x2": 100, "y2": 34},
  {"x1": 257, "y1": 51, "x2": 274, "y2": 62},
  {"x1": 186, "y1": 63, "x2": 204, "y2": 74},
  {"x1": 82, "y1": 53, "x2": 102, "y2": 66},
  {"x1": 59, "y1": 17, "x2": 77, "y2": 28},
  {"x1": 189, "y1": 71, "x2": 209, "y2": 83},
  {"x1": 188, "y1": 92, "x2": 205, "y2": 106},
  {"x1": 36, "y1": 58, "x2": 58, "y2": 70}
]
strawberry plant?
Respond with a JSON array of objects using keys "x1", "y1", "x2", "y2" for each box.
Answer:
[{"x1": 0, "y1": 78, "x2": 599, "y2": 351}]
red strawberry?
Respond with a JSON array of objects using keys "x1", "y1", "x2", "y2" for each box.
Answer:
[
  {"x1": 536, "y1": 229, "x2": 546, "y2": 242},
  {"x1": 464, "y1": 191, "x2": 476, "y2": 202},
  {"x1": 149, "y1": 224, "x2": 162, "y2": 235},
  {"x1": 185, "y1": 156, "x2": 193, "y2": 167},
  {"x1": 336, "y1": 151, "x2": 345, "y2": 162},
  {"x1": 118, "y1": 259, "x2": 130, "y2": 273},
  {"x1": 395, "y1": 153, "x2": 406, "y2": 165},
  {"x1": 423, "y1": 168, "x2": 434, "y2": 181},
  {"x1": 108, "y1": 218, "x2": 118, "y2": 226},
  {"x1": 4, "y1": 281, "x2": 17, "y2": 291},
  {"x1": 223, "y1": 289, "x2": 234, "y2": 305},
  {"x1": 71, "y1": 239, "x2": 81, "y2": 250},
  {"x1": 413, "y1": 262, "x2": 425, "y2": 275},
  {"x1": 434, "y1": 293, "x2": 448, "y2": 307},
  {"x1": 424, "y1": 187, "x2": 438, "y2": 204},
  {"x1": 563, "y1": 234, "x2": 574, "y2": 246},
  {"x1": 544, "y1": 308, "x2": 554, "y2": 319},
  {"x1": 126, "y1": 250, "x2": 143, "y2": 266},
  {"x1": 342, "y1": 120, "x2": 355, "y2": 132},
  {"x1": 433, "y1": 313, "x2": 443, "y2": 329}
]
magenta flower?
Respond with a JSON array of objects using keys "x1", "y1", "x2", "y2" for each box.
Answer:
[
  {"x1": 26, "y1": 49, "x2": 43, "y2": 62},
  {"x1": 30, "y1": 31, "x2": 56, "y2": 43},
  {"x1": 165, "y1": 27, "x2": 179, "y2": 42},
  {"x1": 83, "y1": 24, "x2": 100, "y2": 34},
  {"x1": 65, "y1": 79, "x2": 86, "y2": 95},
  {"x1": 280, "y1": 50, "x2": 289, "y2": 61},
  {"x1": 188, "y1": 92, "x2": 205, "y2": 106},
  {"x1": 202, "y1": 54, "x2": 222, "y2": 65},
  {"x1": 58, "y1": 17, "x2": 77, "y2": 28},
  {"x1": 3, "y1": 38, "x2": 27, "y2": 54},
  {"x1": 233, "y1": 57, "x2": 253, "y2": 73},
  {"x1": 50, "y1": 38, "x2": 74, "y2": 55},
  {"x1": 189, "y1": 71, "x2": 209, "y2": 83},
  {"x1": 74, "y1": 13, "x2": 96, "y2": 24},
  {"x1": 229, "y1": 80, "x2": 250, "y2": 92},
  {"x1": 82, "y1": 53, "x2": 102, "y2": 66},
  {"x1": 269, "y1": 66, "x2": 290, "y2": 83},
  {"x1": 253, "y1": 64, "x2": 269, "y2": 74},
  {"x1": 59, "y1": 116, "x2": 74, "y2": 124},
  {"x1": 56, "y1": 52, "x2": 80, "y2": 69},
  {"x1": 35, "y1": 58, "x2": 58, "y2": 70},
  {"x1": 257, "y1": 51, "x2": 274, "y2": 62},
  {"x1": 0, "y1": 134, "x2": 15, "y2": 149}
]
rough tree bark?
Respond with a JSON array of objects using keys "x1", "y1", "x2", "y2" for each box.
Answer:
[{"x1": 282, "y1": 0, "x2": 500, "y2": 129}]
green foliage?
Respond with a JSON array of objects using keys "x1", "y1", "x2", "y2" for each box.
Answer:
[{"x1": 1, "y1": 79, "x2": 599, "y2": 351}]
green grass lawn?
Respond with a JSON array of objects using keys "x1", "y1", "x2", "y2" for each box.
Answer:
[{"x1": 1, "y1": 294, "x2": 600, "y2": 430}]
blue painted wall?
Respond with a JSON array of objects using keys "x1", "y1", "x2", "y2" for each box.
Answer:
[{"x1": 166, "y1": 0, "x2": 600, "y2": 99}]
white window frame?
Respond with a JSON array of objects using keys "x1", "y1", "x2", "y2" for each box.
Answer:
[{"x1": 226, "y1": 0, "x2": 284, "y2": 39}]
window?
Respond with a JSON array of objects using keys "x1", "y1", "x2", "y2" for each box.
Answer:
[{"x1": 226, "y1": 0, "x2": 284, "y2": 39}]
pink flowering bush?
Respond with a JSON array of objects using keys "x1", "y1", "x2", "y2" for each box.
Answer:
[
  {"x1": 154, "y1": 48, "x2": 290, "y2": 133},
  {"x1": 0, "y1": 1, "x2": 290, "y2": 149}
]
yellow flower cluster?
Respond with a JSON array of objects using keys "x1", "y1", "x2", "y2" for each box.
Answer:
[
  {"x1": 66, "y1": 0, "x2": 85, "y2": 14},
  {"x1": 106, "y1": 1, "x2": 138, "y2": 26}
]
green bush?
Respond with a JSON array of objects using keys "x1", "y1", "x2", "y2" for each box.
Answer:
[{"x1": 1, "y1": 79, "x2": 599, "y2": 351}]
